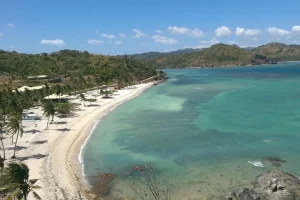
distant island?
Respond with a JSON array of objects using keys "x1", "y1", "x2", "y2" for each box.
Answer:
[{"x1": 131, "y1": 42, "x2": 300, "y2": 68}]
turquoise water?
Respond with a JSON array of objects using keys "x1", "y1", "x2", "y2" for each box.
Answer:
[{"x1": 82, "y1": 63, "x2": 300, "y2": 199}]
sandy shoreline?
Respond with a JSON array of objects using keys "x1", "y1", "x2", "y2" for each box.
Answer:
[
  {"x1": 67, "y1": 82, "x2": 155, "y2": 196},
  {"x1": 2, "y1": 82, "x2": 155, "y2": 200}
]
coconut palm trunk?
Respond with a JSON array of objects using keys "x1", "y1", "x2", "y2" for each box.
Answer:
[
  {"x1": 51, "y1": 113, "x2": 54, "y2": 123},
  {"x1": 46, "y1": 116, "x2": 50, "y2": 129},
  {"x1": 12, "y1": 129, "x2": 20, "y2": 158},
  {"x1": 0, "y1": 132, "x2": 5, "y2": 159}
]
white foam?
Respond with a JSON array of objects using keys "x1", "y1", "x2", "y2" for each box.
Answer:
[
  {"x1": 78, "y1": 120, "x2": 99, "y2": 177},
  {"x1": 263, "y1": 140, "x2": 271, "y2": 143},
  {"x1": 248, "y1": 161, "x2": 265, "y2": 168}
]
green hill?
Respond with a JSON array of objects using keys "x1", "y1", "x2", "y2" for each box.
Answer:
[
  {"x1": 141, "y1": 43, "x2": 300, "y2": 68},
  {"x1": 252, "y1": 43, "x2": 300, "y2": 61}
]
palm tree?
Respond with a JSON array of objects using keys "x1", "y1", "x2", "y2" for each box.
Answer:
[
  {"x1": 79, "y1": 93, "x2": 86, "y2": 106},
  {"x1": 0, "y1": 91, "x2": 8, "y2": 123},
  {"x1": 54, "y1": 84, "x2": 62, "y2": 101},
  {"x1": 43, "y1": 83, "x2": 51, "y2": 97},
  {"x1": 0, "y1": 162, "x2": 41, "y2": 200},
  {"x1": 0, "y1": 155, "x2": 4, "y2": 173},
  {"x1": 6, "y1": 116, "x2": 23, "y2": 158},
  {"x1": 0, "y1": 122, "x2": 6, "y2": 159},
  {"x1": 42, "y1": 101, "x2": 55, "y2": 129}
]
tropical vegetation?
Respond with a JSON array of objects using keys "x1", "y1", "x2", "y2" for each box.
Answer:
[{"x1": 0, "y1": 49, "x2": 160, "y2": 160}]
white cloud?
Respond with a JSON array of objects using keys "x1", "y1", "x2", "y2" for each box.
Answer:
[
  {"x1": 133, "y1": 29, "x2": 146, "y2": 38},
  {"x1": 292, "y1": 26, "x2": 300, "y2": 32},
  {"x1": 100, "y1": 34, "x2": 115, "y2": 39},
  {"x1": 228, "y1": 41, "x2": 237, "y2": 45},
  {"x1": 168, "y1": 26, "x2": 204, "y2": 37},
  {"x1": 200, "y1": 38, "x2": 220, "y2": 45},
  {"x1": 152, "y1": 35, "x2": 178, "y2": 45},
  {"x1": 115, "y1": 41, "x2": 123, "y2": 45},
  {"x1": 7, "y1": 23, "x2": 15, "y2": 28},
  {"x1": 40, "y1": 39, "x2": 65, "y2": 46},
  {"x1": 0, "y1": 32, "x2": 3, "y2": 36},
  {"x1": 186, "y1": 38, "x2": 220, "y2": 49},
  {"x1": 88, "y1": 40, "x2": 104, "y2": 45},
  {"x1": 119, "y1": 33, "x2": 126, "y2": 39},
  {"x1": 156, "y1": 30, "x2": 163, "y2": 34},
  {"x1": 235, "y1": 27, "x2": 261, "y2": 37},
  {"x1": 266, "y1": 27, "x2": 291, "y2": 36},
  {"x1": 215, "y1": 26, "x2": 232, "y2": 37}
]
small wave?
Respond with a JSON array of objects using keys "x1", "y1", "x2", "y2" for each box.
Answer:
[
  {"x1": 248, "y1": 161, "x2": 265, "y2": 168},
  {"x1": 263, "y1": 140, "x2": 271, "y2": 143},
  {"x1": 196, "y1": 87, "x2": 202, "y2": 90},
  {"x1": 78, "y1": 120, "x2": 99, "y2": 177}
]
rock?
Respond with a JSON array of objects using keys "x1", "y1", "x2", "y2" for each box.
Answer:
[
  {"x1": 225, "y1": 170, "x2": 300, "y2": 200},
  {"x1": 252, "y1": 170, "x2": 300, "y2": 200},
  {"x1": 237, "y1": 188, "x2": 254, "y2": 200},
  {"x1": 270, "y1": 182, "x2": 278, "y2": 192},
  {"x1": 277, "y1": 183, "x2": 285, "y2": 190}
]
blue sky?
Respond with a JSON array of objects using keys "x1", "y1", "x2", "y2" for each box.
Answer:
[{"x1": 0, "y1": 0, "x2": 300, "y2": 55}]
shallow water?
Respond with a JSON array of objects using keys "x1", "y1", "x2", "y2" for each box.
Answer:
[{"x1": 82, "y1": 63, "x2": 300, "y2": 199}]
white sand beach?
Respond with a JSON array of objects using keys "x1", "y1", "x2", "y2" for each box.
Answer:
[{"x1": 1, "y1": 82, "x2": 154, "y2": 200}]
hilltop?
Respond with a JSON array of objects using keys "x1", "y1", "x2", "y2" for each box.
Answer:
[
  {"x1": 131, "y1": 48, "x2": 203, "y2": 60},
  {"x1": 135, "y1": 43, "x2": 300, "y2": 68}
]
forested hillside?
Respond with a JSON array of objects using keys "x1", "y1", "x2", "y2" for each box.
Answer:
[
  {"x1": 137, "y1": 43, "x2": 300, "y2": 68},
  {"x1": 0, "y1": 50, "x2": 156, "y2": 81}
]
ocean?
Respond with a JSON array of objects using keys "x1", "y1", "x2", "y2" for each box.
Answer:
[{"x1": 82, "y1": 62, "x2": 300, "y2": 199}]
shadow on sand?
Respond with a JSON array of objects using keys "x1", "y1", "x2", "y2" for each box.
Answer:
[
  {"x1": 18, "y1": 153, "x2": 48, "y2": 161},
  {"x1": 6, "y1": 146, "x2": 27, "y2": 151},
  {"x1": 24, "y1": 129, "x2": 41, "y2": 134},
  {"x1": 31, "y1": 140, "x2": 48, "y2": 145},
  {"x1": 57, "y1": 128, "x2": 71, "y2": 132}
]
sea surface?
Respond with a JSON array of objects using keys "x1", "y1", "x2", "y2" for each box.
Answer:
[{"x1": 82, "y1": 63, "x2": 300, "y2": 199}]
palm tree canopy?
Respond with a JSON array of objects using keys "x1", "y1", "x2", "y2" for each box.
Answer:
[
  {"x1": 5, "y1": 117, "x2": 21, "y2": 136},
  {"x1": 42, "y1": 100, "x2": 55, "y2": 118},
  {"x1": 0, "y1": 162, "x2": 41, "y2": 200}
]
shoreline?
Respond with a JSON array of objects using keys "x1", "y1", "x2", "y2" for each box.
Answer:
[{"x1": 48, "y1": 82, "x2": 156, "y2": 199}]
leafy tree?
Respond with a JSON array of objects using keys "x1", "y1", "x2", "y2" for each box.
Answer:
[
  {"x1": 54, "y1": 102, "x2": 74, "y2": 116},
  {"x1": 0, "y1": 162, "x2": 41, "y2": 200}
]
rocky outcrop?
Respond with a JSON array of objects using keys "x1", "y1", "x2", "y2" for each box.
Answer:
[{"x1": 223, "y1": 170, "x2": 300, "y2": 200}]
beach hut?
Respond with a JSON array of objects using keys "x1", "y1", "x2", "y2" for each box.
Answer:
[
  {"x1": 14, "y1": 85, "x2": 45, "y2": 93},
  {"x1": 44, "y1": 94, "x2": 70, "y2": 103},
  {"x1": 27, "y1": 75, "x2": 49, "y2": 80}
]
